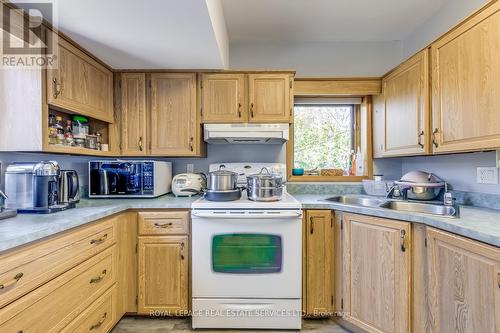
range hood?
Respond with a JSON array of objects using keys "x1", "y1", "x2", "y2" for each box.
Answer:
[{"x1": 204, "y1": 124, "x2": 289, "y2": 144}]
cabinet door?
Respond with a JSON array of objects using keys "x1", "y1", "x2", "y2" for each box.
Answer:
[
  {"x1": 120, "y1": 73, "x2": 147, "y2": 155},
  {"x1": 431, "y1": 2, "x2": 500, "y2": 153},
  {"x1": 201, "y1": 74, "x2": 246, "y2": 123},
  {"x1": 47, "y1": 38, "x2": 113, "y2": 123},
  {"x1": 382, "y1": 49, "x2": 429, "y2": 156},
  {"x1": 248, "y1": 74, "x2": 292, "y2": 123},
  {"x1": 137, "y1": 236, "x2": 189, "y2": 314},
  {"x1": 343, "y1": 213, "x2": 410, "y2": 333},
  {"x1": 304, "y1": 210, "x2": 333, "y2": 316},
  {"x1": 372, "y1": 94, "x2": 385, "y2": 158},
  {"x1": 427, "y1": 227, "x2": 500, "y2": 332},
  {"x1": 149, "y1": 73, "x2": 199, "y2": 156}
]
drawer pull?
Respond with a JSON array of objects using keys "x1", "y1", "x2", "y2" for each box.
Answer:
[
  {"x1": 180, "y1": 242, "x2": 185, "y2": 260},
  {"x1": 89, "y1": 269, "x2": 107, "y2": 284},
  {"x1": 154, "y1": 222, "x2": 173, "y2": 229},
  {"x1": 0, "y1": 272, "x2": 24, "y2": 290},
  {"x1": 89, "y1": 312, "x2": 107, "y2": 330},
  {"x1": 497, "y1": 270, "x2": 500, "y2": 288},
  {"x1": 90, "y1": 234, "x2": 108, "y2": 245}
]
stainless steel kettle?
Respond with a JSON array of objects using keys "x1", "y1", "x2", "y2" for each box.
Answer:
[{"x1": 59, "y1": 170, "x2": 80, "y2": 204}]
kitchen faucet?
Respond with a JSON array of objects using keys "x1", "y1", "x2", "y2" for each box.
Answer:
[{"x1": 386, "y1": 185, "x2": 410, "y2": 200}]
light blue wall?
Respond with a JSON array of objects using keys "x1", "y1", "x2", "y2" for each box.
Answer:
[
  {"x1": 401, "y1": 152, "x2": 500, "y2": 195},
  {"x1": 0, "y1": 144, "x2": 285, "y2": 193}
]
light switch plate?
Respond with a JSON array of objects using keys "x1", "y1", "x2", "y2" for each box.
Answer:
[
  {"x1": 477, "y1": 167, "x2": 498, "y2": 184},
  {"x1": 187, "y1": 164, "x2": 194, "y2": 173},
  {"x1": 497, "y1": 150, "x2": 500, "y2": 168}
]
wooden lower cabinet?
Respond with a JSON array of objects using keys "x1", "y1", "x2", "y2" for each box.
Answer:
[
  {"x1": 303, "y1": 210, "x2": 334, "y2": 316},
  {"x1": 342, "y1": 213, "x2": 411, "y2": 333},
  {"x1": 137, "y1": 236, "x2": 189, "y2": 315},
  {"x1": 427, "y1": 227, "x2": 500, "y2": 333}
]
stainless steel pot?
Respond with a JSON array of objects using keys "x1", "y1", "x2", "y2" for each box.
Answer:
[
  {"x1": 395, "y1": 171, "x2": 445, "y2": 201},
  {"x1": 246, "y1": 168, "x2": 284, "y2": 202},
  {"x1": 247, "y1": 186, "x2": 283, "y2": 202},
  {"x1": 207, "y1": 167, "x2": 239, "y2": 191}
]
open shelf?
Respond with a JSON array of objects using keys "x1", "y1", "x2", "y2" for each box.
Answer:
[{"x1": 46, "y1": 108, "x2": 117, "y2": 156}]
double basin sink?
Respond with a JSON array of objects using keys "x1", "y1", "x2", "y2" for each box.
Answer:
[{"x1": 324, "y1": 195, "x2": 459, "y2": 218}]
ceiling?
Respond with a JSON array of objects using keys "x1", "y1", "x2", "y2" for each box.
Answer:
[
  {"x1": 221, "y1": 0, "x2": 449, "y2": 42},
  {"x1": 11, "y1": 0, "x2": 228, "y2": 69},
  {"x1": 11, "y1": 0, "x2": 449, "y2": 69}
]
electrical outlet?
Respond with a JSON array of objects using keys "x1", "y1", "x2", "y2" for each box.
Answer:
[
  {"x1": 187, "y1": 164, "x2": 194, "y2": 173},
  {"x1": 477, "y1": 167, "x2": 498, "y2": 184}
]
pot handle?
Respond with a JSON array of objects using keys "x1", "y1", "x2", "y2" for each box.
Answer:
[{"x1": 260, "y1": 167, "x2": 270, "y2": 174}]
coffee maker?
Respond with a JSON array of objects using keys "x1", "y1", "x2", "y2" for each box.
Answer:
[{"x1": 5, "y1": 161, "x2": 79, "y2": 214}]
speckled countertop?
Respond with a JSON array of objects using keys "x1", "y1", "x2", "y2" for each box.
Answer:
[
  {"x1": 0, "y1": 195, "x2": 200, "y2": 253},
  {"x1": 296, "y1": 194, "x2": 500, "y2": 248},
  {"x1": 1, "y1": 193, "x2": 499, "y2": 253}
]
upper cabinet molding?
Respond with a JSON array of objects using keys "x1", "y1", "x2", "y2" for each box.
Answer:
[{"x1": 294, "y1": 78, "x2": 382, "y2": 96}]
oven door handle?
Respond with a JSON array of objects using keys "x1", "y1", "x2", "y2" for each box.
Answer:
[{"x1": 192, "y1": 212, "x2": 302, "y2": 219}]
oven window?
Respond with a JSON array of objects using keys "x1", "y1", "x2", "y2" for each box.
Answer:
[{"x1": 212, "y1": 234, "x2": 282, "y2": 274}]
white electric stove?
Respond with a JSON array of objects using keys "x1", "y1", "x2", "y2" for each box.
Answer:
[{"x1": 191, "y1": 163, "x2": 302, "y2": 330}]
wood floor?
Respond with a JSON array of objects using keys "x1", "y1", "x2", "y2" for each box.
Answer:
[{"x1": 111, "y1": 317, "x2": 351, "y2": 332}]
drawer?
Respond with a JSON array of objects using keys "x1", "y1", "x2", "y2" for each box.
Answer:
[
  {"x1": 0, "y1": 216, "x2": 116, "y2": 308},
  {"x1": 138, "y1": 211, "x2": 189, "y2": 235},
  {"x1": 0, "y1": 246, "x2": 116, "y2": 333},
  {"x1": 61, "y1": 284, "x2": 117, "y2": 333}
]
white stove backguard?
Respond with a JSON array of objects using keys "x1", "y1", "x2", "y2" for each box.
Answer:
[{"x1": 209, "y1": 162, "x2": 286, "y2": 185}]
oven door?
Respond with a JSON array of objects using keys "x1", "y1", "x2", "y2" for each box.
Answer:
[{"x1": 191, "y1": 210, "x2": 302, "y2": 299}]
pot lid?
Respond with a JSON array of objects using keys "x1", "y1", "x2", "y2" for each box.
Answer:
[
  {"x1": 210, "y1": 169, "x2": 238, "y2": 176},
  {"x1": 247, "y1": 167, "x2": 283, "y2": 180},
  {"x1": 396, "y1": 171, "x2": 445, "y2": 187}
]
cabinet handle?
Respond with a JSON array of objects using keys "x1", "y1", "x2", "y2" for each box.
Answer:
[
  {"x1": 0, "y1": 272, "x2": 24, "y2": 290},
  {"x1": 138, "y1": 136, "x2": 143, "y2": 151},
  {"x1": 309, "y1": 216, "x2": 314, "y2": 234},
  {"x1": 154, "y1": 222, "x2": 173, "y2": 228},
  {"x1": 89, "y1": 269, "x2": 107, "y2": 284},
  {"x1": 89, "y1": 312, "x2": 107, "y2": 330},
  {"x1": 238, "y1": 103, "x2": 242, "y2": 118},
  {"x1": 418, "y1": 130, "x2": 424, "y2": 148},
  {"x1": 432, "y1": 128, "x2": 439, "y2": 148},
  {"x1": 180, "y1": 242, "x2": 185, "y2": 260},
  {"x1": 189, "y1": 137, "x2": 194, "y2": 152},
  {"x1": 497, "y1": 270, "x2": 500, "y2": 288},
  {"x1": 90, "y1": 234, "x2": 108, "y2": 245},
  {"x1": 52, "y1": 77, "x2": 62, "y2": 98},
  {"x1": 400, "y1": 230, "x2": 406, "y2": 252},
  {"x1": 250, "y1": 103, "x2": 254, "y2": 118}
]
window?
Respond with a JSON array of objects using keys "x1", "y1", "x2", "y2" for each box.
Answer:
[
  {"x1": 293, "y1": 104, "x2": 354, "y2": 171},
  {"x1": 288, "y1": 96, "x2": 370, "y2": 181}
]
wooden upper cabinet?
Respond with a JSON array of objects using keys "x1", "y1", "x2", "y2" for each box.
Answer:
[
  {"x1": 382, "y1": 49, "x2": 429, "y2": 157},
  {"x1": 248, "y1": 74, "x2": 292, "y2": 123},
  {"x1": 120, "y1": 73, "x2": 147, "y2": 156},
  {"x1": 149, "y1": 73, "x2": 200, "y2": 156},
  {"x1": 372, "y1": 94, "x2": 385, "y2": 158},
  {"x1": 137, "y1": 236, "x2": 189, "y2": 314},
  {"x1": 343, "y1": 213, "x2": 410, "y2": 333},
  {"x1": 303, "y1": 210, "x2": 334, "y2": 316},
  {"x1": 201, "y1": 74, "x2": 246, "y2": 123},
  {"x1": 431, "y1": 1, "x2": 500, "y2": 153},
  {"x1": 47, "y1": 38, "x2": 113, "y2": 123},
  {"x1": 426, "y1": 227, "x2": 500, "y2": 332}
]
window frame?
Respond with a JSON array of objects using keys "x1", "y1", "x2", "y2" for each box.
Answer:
[{"x1": 287, "y1": 96, "x2": 373, "y2": 182}]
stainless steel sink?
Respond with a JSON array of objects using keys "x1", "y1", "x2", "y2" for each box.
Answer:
[
  {"x1": 379, "y1": 200, "x2": 459, "y2": 217},
  {"x1": 323, "y1": 195, "x2": 384, "y2": 207}
]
